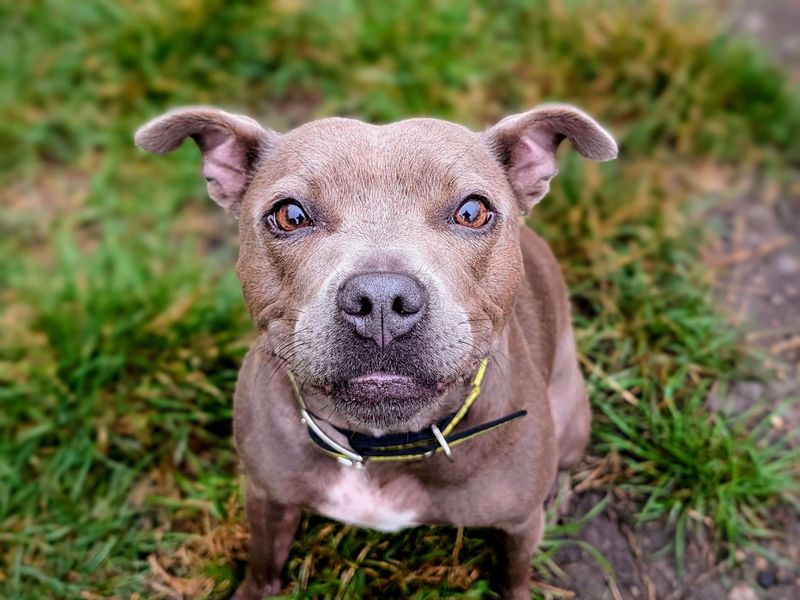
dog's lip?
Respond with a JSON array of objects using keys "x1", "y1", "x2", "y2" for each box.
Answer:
[
  {"x1": 348, "y1": 372, "x2": 415, "y2": 386},
  {"x1": 340, "y1": 371, "x2": 438, "y2": 408},
  {"x1": 345, "y1": 371, "x2": 460, "y2": 394}
]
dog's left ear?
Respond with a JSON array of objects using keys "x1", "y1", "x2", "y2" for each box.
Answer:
[
  {"x1": 484, "y1": 104, "x2": 617, "y2": 213},
  {"x1": 135, "y1": 107, "x2": 278, "y2": 217}
]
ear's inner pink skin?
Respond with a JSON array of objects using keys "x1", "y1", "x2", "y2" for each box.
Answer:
[
  {"x1": 508, "y1": 130, "x2": 559, "y2": 205},
  {"x1": 134, "y1": 104, "x2": 616, "y2": 600},
  {"x1": 197, "y1": 133, "x2": 249, "y2": 200}
]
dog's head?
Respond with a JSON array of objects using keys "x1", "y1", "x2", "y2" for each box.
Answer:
[{"x1": 136, "y1": 106, "x2": 615, "y2": 428}]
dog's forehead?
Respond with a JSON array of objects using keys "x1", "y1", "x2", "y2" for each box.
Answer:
[{"x1": 273, "y1": 117, "x2": 497, "y2": 180}]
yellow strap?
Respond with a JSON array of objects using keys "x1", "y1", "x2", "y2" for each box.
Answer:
[{"x1": 440, "y1": 357, "x2": 488, "y2": 436}]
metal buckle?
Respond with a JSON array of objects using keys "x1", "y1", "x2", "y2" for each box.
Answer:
[{"x1": 430, "y1": 423, "x2": 454, "y2": 460}]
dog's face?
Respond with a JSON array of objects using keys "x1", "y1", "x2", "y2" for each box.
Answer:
[
  {"x1": 240, "y1": 118, "x2": 523, "y2": 427},
  {"x1": 136, "y1": 106, "x2": 615, "y2": 428}
]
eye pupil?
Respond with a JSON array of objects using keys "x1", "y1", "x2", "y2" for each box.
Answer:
[
  {"x1": 459, "y1": 201, "x2": 481, "y2": 222},
  {"x1": 454, "y1": 196, "x2": 491, "y2": 228},
  {"x1": 285, "y1": 204, "x2": 305, "y2": 226},
  {"x1": 270, "y1": 200, "x2": 312, "y2": 232}
]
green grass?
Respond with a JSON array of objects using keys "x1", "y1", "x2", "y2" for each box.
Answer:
[{"x1": 1, "y1": 1, "x2": 799, "y2": 598}]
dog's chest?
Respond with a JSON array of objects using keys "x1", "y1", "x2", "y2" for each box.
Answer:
[{"x1": 316, "y1": 467, "x2": 423, "y2": 532}]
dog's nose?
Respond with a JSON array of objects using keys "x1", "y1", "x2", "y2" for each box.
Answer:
[{"x1": 337, "y1": 272, "x2": 427, "y2": 349}]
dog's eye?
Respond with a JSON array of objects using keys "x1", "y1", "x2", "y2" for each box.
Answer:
[
  {"x1": 453, "y1": 196, "x2": 492, "y2": 229},
  {"x1": 268, "y1": 200, "x2": 313, "y2": 232}
]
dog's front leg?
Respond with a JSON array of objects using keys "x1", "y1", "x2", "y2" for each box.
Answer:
[
  {"x1": 491, "y1": 506, "x2": 545, "y2": 600},
  {"x1": 233, "y1": 483, "x2": 302, "y2": 600}
]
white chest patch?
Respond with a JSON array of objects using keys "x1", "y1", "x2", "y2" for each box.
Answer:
[{"x1": 318, "y1": 468, "x2": 419, "y2": 532}]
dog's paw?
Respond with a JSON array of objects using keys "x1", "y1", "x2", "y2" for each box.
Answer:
[{"x1": 231, "y1": 577, "x2": 281, "y2": 600}]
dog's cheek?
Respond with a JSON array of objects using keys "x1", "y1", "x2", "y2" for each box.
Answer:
[
  {"x1": 283, "y1": 245, "x2": 356, "y2": 382},
  {"x1": 238, "y1": 223, "x2": 337, "y2": 325},
  {"x1": 235, "y1": 245, "x2": 283, "y2": 325},
  {"x1": 486, "y1": 239, "x2": 524, "y2": 327},
  {"x1": 449, "y1": 230, "x2": 523, "y2": 337}
]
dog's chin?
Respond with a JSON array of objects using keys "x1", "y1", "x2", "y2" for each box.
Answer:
[{"x1": 332, "y1": 373, "x2": 442, "y2": 430}]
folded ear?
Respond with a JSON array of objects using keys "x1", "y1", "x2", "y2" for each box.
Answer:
[
  {"x1": 484, "y1": 104, "x2": 617, "y2": 213},
  {"x1": 135, "y1": 107, "x2": 277, "y2": 216}
]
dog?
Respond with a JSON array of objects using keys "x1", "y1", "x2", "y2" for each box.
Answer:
[{"x1": 135, "y1": 103, "x2": 616, "y2": 599}]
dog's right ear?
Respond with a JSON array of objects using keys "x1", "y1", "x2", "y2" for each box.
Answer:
[
  {"x1": 484, "y1": 104, "x2": 617, "y2": 214},
  {"x1": 135, "y1": 107, "x2": 278, "y2": 216}
]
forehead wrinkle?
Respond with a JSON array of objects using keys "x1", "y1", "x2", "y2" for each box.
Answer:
[
  {"x1": 407, "y1": 137, "x2": 496, "y2": 194},
  {"x1": 301, "y1": 146, "x2": 440, "y2": 210},
  {"x1": 373, "y1": 136, "x2": 483, "y2": 204}
]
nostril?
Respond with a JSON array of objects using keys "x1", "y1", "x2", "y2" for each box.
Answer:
[
  {"x1": 392, "y1": 295, "x2": 417, "y2": 316},
  {"x1": 356, "y1": 297, "x2": 372, "y2": 316},
  {"x1": 341, "y1": 295, "x2": 372, "y2": 317}
]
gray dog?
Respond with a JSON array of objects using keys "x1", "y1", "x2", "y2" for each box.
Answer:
[{"x1": 136, "y1": 103, "x2": 616, "y2": 599}]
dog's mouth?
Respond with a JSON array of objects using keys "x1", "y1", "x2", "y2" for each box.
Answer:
[
  {"x1": 331, "y1": 371, "x2": 444, "y2": 429},
  {"x1": 283, "y1": 319, "x2": 490, "y2": 429},
  {"x1": 345, "y1": 371, "x2": 449, "y2": 401}
]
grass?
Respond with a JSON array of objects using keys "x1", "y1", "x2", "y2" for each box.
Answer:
[{"x1": 1, "y1": 0, "x2": 799, "y2": 598}]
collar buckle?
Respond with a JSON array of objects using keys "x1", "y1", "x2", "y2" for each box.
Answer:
[{"x1": 430, "y1": 423, "x2": 454, "y2": 460}]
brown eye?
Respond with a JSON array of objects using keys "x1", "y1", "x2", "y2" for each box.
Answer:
[
  {"x1": 453, "y1": 196, "x2": 492, "y2": 228},
  {"x1": 269, "y1": 200, "x2": 312, "y2": 232}
]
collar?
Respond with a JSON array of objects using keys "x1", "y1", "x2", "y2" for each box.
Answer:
[{"x1": 287, "y1": 358, "x2": 527, "y2": 468}]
